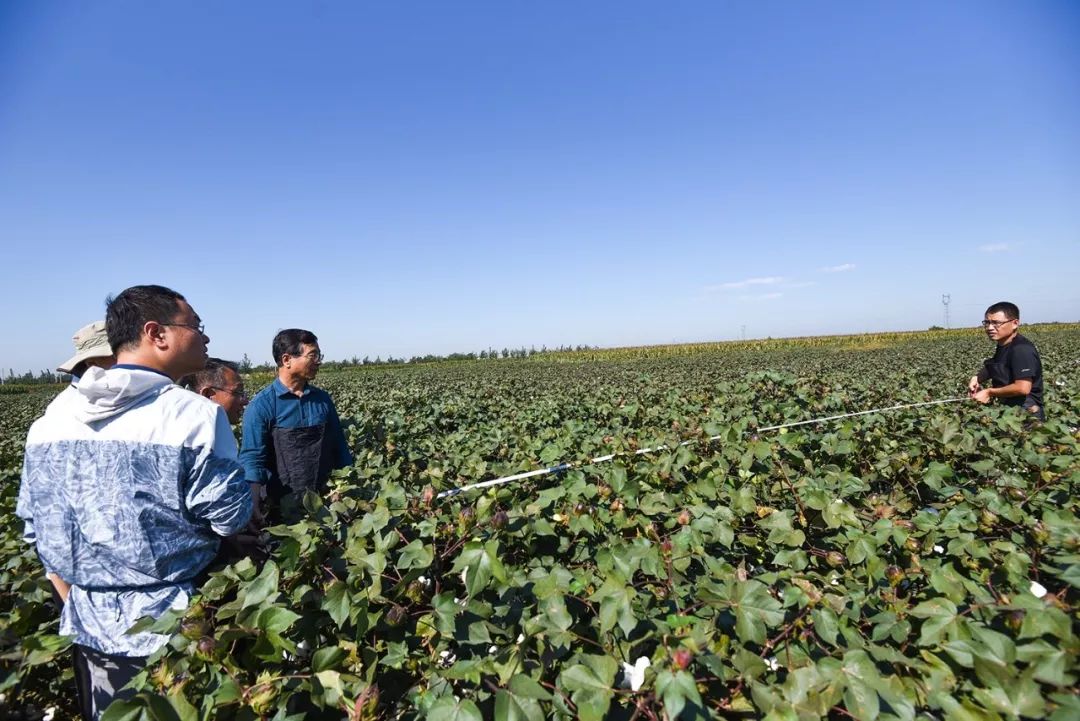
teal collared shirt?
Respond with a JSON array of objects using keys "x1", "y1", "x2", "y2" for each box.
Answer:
[{"x1": 239, "y1": 378, "x2": 352, "y2": 489}]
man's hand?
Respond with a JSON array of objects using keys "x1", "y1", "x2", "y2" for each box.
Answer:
[
  {"x1": 967, "y1": 375, "x2": 982, "y2": 394},
  {"x1": 972, "y1": 388, "x2": 992, "y2": 404}
]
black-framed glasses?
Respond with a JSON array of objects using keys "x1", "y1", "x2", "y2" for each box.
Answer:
[
  {"x1": 162, "y1": 322, "x2": 206, "y2": 334},
  {"x1": 301, "y1": 352, "x2": 324, "y2": 362},
  {"x1": 981, "y1": 319, "x2": 1016, "y2": 328},
  {"x1": 209, "y1": 386, "x2": 247, "y2": 399}
]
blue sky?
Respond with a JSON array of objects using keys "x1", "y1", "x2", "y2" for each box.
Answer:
[{"x1": 2, "y1": 1, "x2": 1078, "y2": 371}]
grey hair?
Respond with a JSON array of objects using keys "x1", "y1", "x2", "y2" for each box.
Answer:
[{"x1": 179, "y1": 358, "x2": 240, "y2": 392}]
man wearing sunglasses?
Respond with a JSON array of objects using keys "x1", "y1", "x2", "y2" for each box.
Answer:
[
  {"x1": 240, "y1": 328, "x2": 353, "y2": 516},
  {"x1": 967, "y1": 301, "x2": 1044, "y2": 420}
]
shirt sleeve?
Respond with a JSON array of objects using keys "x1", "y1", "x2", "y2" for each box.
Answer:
[
  {"x1": 1008, "y1": 344, "x2": 1041, "y2": 381},
  {"x1": 240, "y1": 393, "x2": 273, "y2": 484},
  {"x1": 327, "y1": 400, "x2": 354, "y2": 469},
  {"x1": 186, "y1": 407, "x2": 253, "y2": 536}
]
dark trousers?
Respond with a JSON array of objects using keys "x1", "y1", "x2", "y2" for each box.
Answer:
[{"x1": 73, "y1": 644, "x2": 147, "y2": 721}]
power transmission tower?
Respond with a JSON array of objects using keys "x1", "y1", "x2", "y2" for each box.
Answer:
[{"x1": 942, "y1": 294, "x2": 951, "y2": 329}]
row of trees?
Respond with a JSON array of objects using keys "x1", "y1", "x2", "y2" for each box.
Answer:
[
  {"x1": 0, "y1": 369, "x2": 67, "y2": 386},
  {"x1": 7, "y1": 345, "x2": 602, "y2": 384},
  {"x1": 240, "y1": 344, "x2": 600, "y2": 372}
]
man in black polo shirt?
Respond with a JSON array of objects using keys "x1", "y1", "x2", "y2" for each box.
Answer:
[{"x1": 967, "y1": 301, "x2": 1044, "y2": 420}]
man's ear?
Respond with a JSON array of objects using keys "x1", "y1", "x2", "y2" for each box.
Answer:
[
  {"x1": 199, "y1": 387, "x2": 215, "y2": 399},
  {"x1": 144, "y1": 321, "x2": 168, "y2": 348}
]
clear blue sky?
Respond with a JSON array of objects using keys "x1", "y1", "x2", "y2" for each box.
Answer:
[{"x1": 2, "y1": 1, "x2": 1078, "y2": 372}]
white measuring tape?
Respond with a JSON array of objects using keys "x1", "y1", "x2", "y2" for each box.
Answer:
[{"x1": 436, "y1": 397, "x2": 968, "y2": 499}]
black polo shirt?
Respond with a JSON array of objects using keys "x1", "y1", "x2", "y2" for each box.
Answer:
[{"x1": 984, "y1": 334, "x2": 1043, "y2": 409}]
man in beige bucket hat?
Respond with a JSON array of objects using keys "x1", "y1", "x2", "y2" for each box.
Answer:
[{"x1": 57, "y1": 321, "x2": 116, "y2": 380}]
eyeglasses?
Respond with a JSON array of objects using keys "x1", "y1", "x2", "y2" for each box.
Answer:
[
  {"x1": 209, "y1": 386, "x2": 247, "y2": 399},
  {"x1": 300, "y1": 352, "x2": 324, "y2": 362},
  {"x1": 981, "y1": 319, "x2": 1016, "y2": 328},
  {"x1": 162, "y1": 322, "x2": 206, "y2": 334}
]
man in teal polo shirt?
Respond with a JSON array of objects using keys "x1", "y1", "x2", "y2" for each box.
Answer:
[{"x1": 240, "y1": 329, "x2": 353, "y2": 516}]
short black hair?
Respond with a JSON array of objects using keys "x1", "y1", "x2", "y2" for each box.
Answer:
[
  {"x1": 179, "y1": 358, "x2": 239, "y2": 392},
  {"x1": 985, "y1": 301, "x2": 1020, "y2": 321},
  {"x1": 272, "y1": 329, "x2": 318, "y2": 366},
  {"x1": 105, "y1": 285, "x2": 188, "y2": 353}
]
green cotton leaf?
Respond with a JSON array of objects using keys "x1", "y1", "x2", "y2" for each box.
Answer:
[
  {"x1": 241, "y1": 560, "x2": 280, "y2": 608},
  {"x1": 968, "y1": 625, "x2": 1016, "y2": 668},
  {"x1": 494, "y1": 689, "x2": 545, "y2": 721},
  {"x1": 560, "y1": 656, "x2": 617, "y2": 721},
  {"x1": 929, "y1": 564, "x2": 967, "y2": 603},
  {"x1": 592, "y1": 577, "x2": 637, "y2": 635},
  {"x1": 433, "y1": 592, "x2": 462, "y2": 635},
  {"x1": 311, "y1": 645, "x2": 347, "y2": 672},
  {"x1": 1049, "y1": 692, "x2": 1080, "y2": 721},
  {"x1": 166, "y1": 688, "x2": 198, "y2": 721},
  {"x1": 811, "y1": 608, "x2": 840, "y2": 647},
  {"x1": 938, "y1": 696, "x2": 997, "y2": 721},
  {"x1": 840, "y1": 650, "x2": 881, "y2": 721},
  {"x1": 822, "y1": 500, "x2": 860, "y2": 530},
  {"x1": 212, "y1": 676, "x2": 242, "y2": 705},
  {"x1": 451, "y1": 540, "x2": 508, "y2": 596},
  {"x1": 1056, "y1": 564, "x2": 1080, "y2": 589},
  {"x1": 972, "y1": 675, "x2": 1046, "y2": 719},
  {"x1": 730, "y1": 580, "x2": 785, "y2": 645},
  {"x1": 509, "y1": 674, "x2": 554, "y2": 701},
  {"x1": 428, "y1": 696, "x2": 484, "y2": 721},
  {"x1": 254, "y1": 606, "x2": 301, "y2": 635},
  {"x1": 322, "y1": 580, "x2": 351, "y2": 627},
  {"x1": 1017, "y1": 640, "x2": 1075, "y2": 687},
  {"x1": 357, "y1": 504, "x2": 390, "y2": 536},
  {"x1": 909, "y1": 598, "x2": 958, "y2": 646},
  {"x1": 100, "y1": 692, "x2": 183, "y2": 721},
  {"x1": 313, "y1": 670, "x2": 344, "y2": 708},
  {"x1": 397, "y1": 539, "x2": 434, "y2": 570},
  {"x1": 382, "y1": 640, "x2": 408, "y2": 669},
  {"x1": 20, "y1": 633, "x2": 72, "y2": 666},
  {"x1": 655, "y1": 669, "x2": 704, "y2": 720},
  {"x1": 540, "y1": 593, "x2": 573, "y2": 632}
]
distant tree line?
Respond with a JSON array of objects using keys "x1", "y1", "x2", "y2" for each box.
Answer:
[
  {"x1": 1, "y1": 369, "x2": 66, "y2": 386},
  {"x1": 10, "y1": 345, "x2": 602, "y2": 381}
]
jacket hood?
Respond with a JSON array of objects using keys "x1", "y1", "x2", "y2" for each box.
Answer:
[{"x1": 72, "y1": 365, "x2": 176, "y2": 424}]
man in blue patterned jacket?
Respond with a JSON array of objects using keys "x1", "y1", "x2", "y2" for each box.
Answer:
[{"x1": 17, "y1": 285, "x2": 253, "y2": 720}]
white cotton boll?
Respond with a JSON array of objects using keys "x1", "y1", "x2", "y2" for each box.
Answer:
[
  {"x1": 517, "y1": 633, "x2": 526, "y2": 643},
  {"x1": 1030, "y1": 581, "x2": 1048, "y2": 598},
  {"x1": 619, "y1": 656, "x2": 651, "y2": 691},
  {"x1": 933, "y1": 545, "x2": 945, "y2": 554},
  {"x1": 552, "y1": 513, "x2": 564, "y2": 523},
  {"x1": 418, "y1": 575, "x2": 431, "y2": 588},
  {"x1": 43, "y1": 707, "x2": 57, "y2": 721},
  {"x1": 439, "y1": 650, "x2": 457, "y2": 667},
  {"x1": 765, "y1": 657, "x2": 780, "y2": 672},
  {"x1": 489, "y1": 645, "x2": 498, "y2": 655}
]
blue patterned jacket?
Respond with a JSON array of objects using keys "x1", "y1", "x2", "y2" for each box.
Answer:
[{"x1": 17, "y1": 365, "x2": 253, "y2": 656}]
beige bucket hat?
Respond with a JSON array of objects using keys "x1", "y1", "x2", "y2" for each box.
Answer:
[{"x1": 57, "y1": 321, "x2": 113, "y2": 374}]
